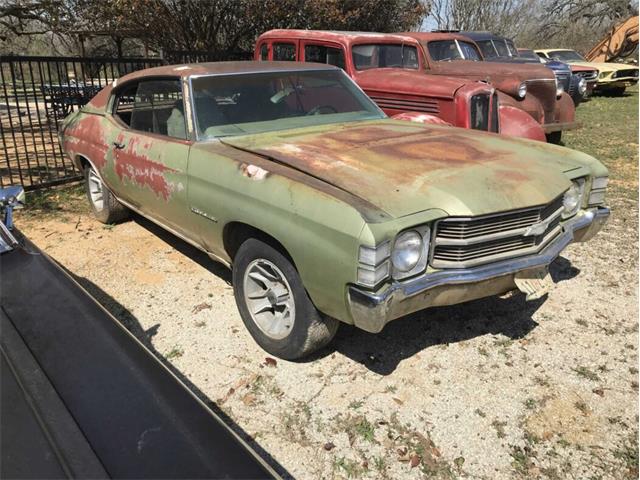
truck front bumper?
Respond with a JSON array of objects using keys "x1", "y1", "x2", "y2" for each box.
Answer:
[
  {"x1": 347, "y1": 206, "x2": 610, "y2": 333},
  {"x1": 543, "y1": 121, "x2": 578, "y2": 133}
]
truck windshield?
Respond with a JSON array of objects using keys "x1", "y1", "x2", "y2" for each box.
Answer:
[
  {"x1": 352, "y1": 44, "x2": 419, "y2": 70},
  {"x1": 190, "y1": 69, "x2": 384, "y2": 139},
  {"x1": 427, "y1": 40, "x2": 482, "y2": 61},
  {"x1": 548, "y1": 50, "x2": 586, "y2": 62}
]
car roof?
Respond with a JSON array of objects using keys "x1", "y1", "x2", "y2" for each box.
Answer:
[
  {"x1": 117, "y1": 61, "x2": 338, "y2": 84},
  {"x1": 401, "y1": 31, "x2": 481, "y2": 43},
  {"x1": 457, "y1": 31, "x2": 512, "y2": 42},
  {"x1": 258, "y1": 29, "x2": 418, "y2": 45}
]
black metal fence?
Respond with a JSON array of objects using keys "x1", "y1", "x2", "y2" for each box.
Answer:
[{"x1": 0, "y1": 55, "x2": 165, "y2": 190}]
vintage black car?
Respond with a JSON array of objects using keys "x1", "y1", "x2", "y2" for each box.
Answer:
[{"x1": 0, "y1": 187, "x2": 277, "y2": 479}]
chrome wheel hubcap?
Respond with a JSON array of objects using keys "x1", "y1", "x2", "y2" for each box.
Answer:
[
  {"x1": 243, "y1": 259, "x2": 295, "y2": 340},
  {"x1": 88, "y1": 168, "x2": 104, "y2": 211}
]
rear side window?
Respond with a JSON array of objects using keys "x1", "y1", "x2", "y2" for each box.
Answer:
[
  {"x1": 352, "y1": 44, "x2": 418, "y2": 70},
  {"x1": 476, "y1": 40, "x2": 497, "y2": 58},
  {"x1": 259, "y1": 43, "x2": 268, "y2": 61},
  {"x1": 273, "y1": 43, "x2": 296, "y2": 61},
  {"x1": 304, "y1": 44, "x2": 346, "y2": 70},
  {"x1": 113, "y1": 79, "x2": 186, "y2": 140}
]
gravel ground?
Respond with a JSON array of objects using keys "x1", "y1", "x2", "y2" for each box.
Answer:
[{"x1": 15, "y1": 91, "x2": 639, "y2": 479}]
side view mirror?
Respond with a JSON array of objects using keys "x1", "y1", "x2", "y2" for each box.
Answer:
[
  {"x1": 1, "y1": 186, "x2": 25, "y2": 231},
  {"x1": 0, "y1": 185, "x2": 25, "y2": 210}
]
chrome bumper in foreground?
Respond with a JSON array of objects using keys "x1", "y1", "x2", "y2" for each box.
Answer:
[{"x1": 347, "y1": 207, "x2": 610, "y2": 333}]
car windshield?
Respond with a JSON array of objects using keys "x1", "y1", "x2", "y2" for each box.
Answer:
[
  {"x1": 426, "y1": 40, "x2": 482, "y2": 61},
  {"x1": 549, "y1": 50, "x2": 586, "y2": 62},
  {"x1": 351, "y1": 44, "x2": 419, "y2": 70},
  {"x1": 191, "y1": 69, "x2": 384, "y2": 139}
]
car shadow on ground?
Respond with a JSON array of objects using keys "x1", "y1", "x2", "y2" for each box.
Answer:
[
  {"x1": 132, "y1": 213, "x2": 232, "y2": 284},
  {"x1": 124, "y1": 215, "x2": 576, "y2": 377},
  {"x1": 321, "y1": 255, "x2": 578, "y2": 375},
  {"x1": 62, "y1": 267, "x2": 291, "y2": 479}
]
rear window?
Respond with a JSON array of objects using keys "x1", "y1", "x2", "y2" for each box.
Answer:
[
  {"x1": 352, "y1": 44, "x2": 418, "y2": 70},
  {"x1": 304, "y1": 44, "x2": 346, "y2": 70}
]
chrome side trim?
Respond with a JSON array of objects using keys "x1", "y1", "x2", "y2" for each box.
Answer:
[{"x1": 0, "y1": 220, "x2": 19, "y2": 254}]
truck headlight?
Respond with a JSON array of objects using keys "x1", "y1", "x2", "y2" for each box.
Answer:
[
  {"x1": 517, "y1": 82, "x2": 527, "y2": 99},
  {"x1": 589, "y1": 176, "x2": 608, "y2": 205},
  {"x1": 578, "y1": 77, "x2": 587, "y2": 95},
  {"x1": 357, "y1": 241, "x2": 390, "y2": 288},
  {"x1": 391, "y1": 226, "x2": 430, "y2": 280},
  {"x1": 562, "y1": 178, "x2": 586, "y2": 218}
]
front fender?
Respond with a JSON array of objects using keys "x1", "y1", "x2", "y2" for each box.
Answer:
[
  {"x1": 554, "y1": 92, "x2": 576, "y2": 123},
  {"x1": 498, "y1": 105, "x2": 546, "y2": 142}
]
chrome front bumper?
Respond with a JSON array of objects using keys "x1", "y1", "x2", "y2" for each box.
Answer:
[{"x1": 347, "y1": 206, "x2": 610, "y2": 333}]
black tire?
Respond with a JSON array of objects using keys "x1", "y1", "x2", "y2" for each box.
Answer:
[
  {"x1": 232, "y1": 238, "x2": 339, "y2": 360},
  {"x1": 84, "y1": 165, "x2": 129, "y2": 224},
  {"x1": 607, "y1": 87, "x2": 626, "y2": 97},
  {"x1": 546, "y1": 131, "x2": 562, "y2": 144}
]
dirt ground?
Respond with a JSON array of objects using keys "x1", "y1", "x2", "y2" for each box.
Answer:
[{"x1": 14, "y1": 89, "x2": 639, "y2": 479}]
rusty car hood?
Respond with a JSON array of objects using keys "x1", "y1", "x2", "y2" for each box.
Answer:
[
  {"x1": 354, "y1": 68, "x2": 470, "y2": 99},
  {"x1": 218, "y1": 120, "x2": 588, "y2": 219},
  {"x1": 428, "y1": 59, "x2": 554, "y2": 86}
]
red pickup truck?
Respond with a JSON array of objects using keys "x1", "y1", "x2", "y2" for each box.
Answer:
[{"x1": 255, "y1": 30, "x2": 546, "y2": 141}]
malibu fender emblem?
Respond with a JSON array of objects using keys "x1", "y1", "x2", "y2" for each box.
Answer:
[{"x1": 190, "y1": 206, "x2": 218, "y2": 223}]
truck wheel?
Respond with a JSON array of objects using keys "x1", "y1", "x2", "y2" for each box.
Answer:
[
  {"x1": 607, "y1": 87, "x2": 626, "y2": 97},
  {"x1": 546, "y1": 131, "x2": 562, "y2": 144},
  {"x1": 232, "y1": 238, "x2": 339, "y2": 360},
  {"x1": 84, "y1": 164, "x2": 129, "y2": 224}
]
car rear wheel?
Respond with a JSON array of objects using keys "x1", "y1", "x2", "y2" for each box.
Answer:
[
  {"x1": 232, "y1": 238, "x2": 339, "y2": 360},
  {"x1": 84, "y1": 165, "x2": 129, "y2": 224}
]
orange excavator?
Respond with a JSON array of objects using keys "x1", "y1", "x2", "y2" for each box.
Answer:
[{"x1": 586, "y1": 15, "x2": 638, "y2": 63}]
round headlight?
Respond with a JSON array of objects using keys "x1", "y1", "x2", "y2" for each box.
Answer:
[
  {"x1": 562, "y1": 179, "x2": 584, "y2": 218},
  {"x1": 578, "y1": 77, "x2": 587, "y2": 95},
  {"x1": 517, "y1": 82, "x2": 527, "y2": 99},
  {"x1": 391, "y1": 230, "x2": 423, "y2": 272}
]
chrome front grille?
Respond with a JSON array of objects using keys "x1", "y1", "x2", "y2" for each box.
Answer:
[
  {"x1": 575, "y1": 70, "x2": 597, "y2": 81},
  {"x1": 613, "y1": 68, "x2": 639, "y2": 79},
  {"x1": 432, "y1": 195, "x2": 564, "y2": 268}
]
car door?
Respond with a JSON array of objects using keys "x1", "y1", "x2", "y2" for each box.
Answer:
[{"x1": 109, "y1": 77, "x2": 193, "y2": 235}]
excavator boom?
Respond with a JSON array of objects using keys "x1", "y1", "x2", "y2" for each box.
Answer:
[{"x1": 586, "y1": 16, "x2": 638, "y2": 63}]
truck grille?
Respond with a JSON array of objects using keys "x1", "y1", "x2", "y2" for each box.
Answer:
[
  {"x1": 431, "y1": 195, "x2": 565, "y2": 268},
  {"x1": 368, "y1": 95, "x2": 439, "y2": 114},
  {"x1": 555, "y1": 72, "x2": 571, "y2": 92},
  {"x1": 470, "y1": 93, "x2": 490, "y2": 130},
  {"x1": 613, "y1": 69, "x2": 639, "y2": 79},
  {"x1": 575, "y1": 70, "x2": 597, "y2": 81}
]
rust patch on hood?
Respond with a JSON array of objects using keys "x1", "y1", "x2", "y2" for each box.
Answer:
[
  {"x1": 219, "y1": 120, "x2": 576, "y2": 218},
  {"x1": 114, "y1": 135, "x2": 177, "y2": 200}
]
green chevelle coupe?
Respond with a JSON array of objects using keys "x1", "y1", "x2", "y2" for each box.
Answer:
[{"x1": 60, "y1": 62, "x2": 610, "y2": 359}]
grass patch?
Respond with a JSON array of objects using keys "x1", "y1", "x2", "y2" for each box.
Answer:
[
  {"x1": 165, "y1": 345, "x2": 184, "y2": 359},
  {"x1": 572, "y1": 366, "x2": 600, "y2": 382},
  {"x1": 564, "y1": 86, "x2": 639, "y2": 195},
  {"x1": 17, "y1": 183, "x2": 88, "y2": 220}
]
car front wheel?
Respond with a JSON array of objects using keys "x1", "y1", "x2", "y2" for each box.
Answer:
[
  {"x1": 84, "y1": 165, "x2": 129, "y2": 224},
  {"x1": 232, "y1": 238, "x2": 339, "y2": 360}
]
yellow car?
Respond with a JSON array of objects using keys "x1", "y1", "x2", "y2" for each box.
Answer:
[{"x1": 536, "y1": 48, "x2": 638, "y2": 95}]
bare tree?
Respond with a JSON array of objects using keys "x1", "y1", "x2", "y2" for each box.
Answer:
[{"x1": 428, "y1": 0, "x2": 539, "y2": 39}]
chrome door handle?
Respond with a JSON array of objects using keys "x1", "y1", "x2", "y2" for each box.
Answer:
[{"x1": 113, "y1": 141, "x2": 125, "y2": 149}]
